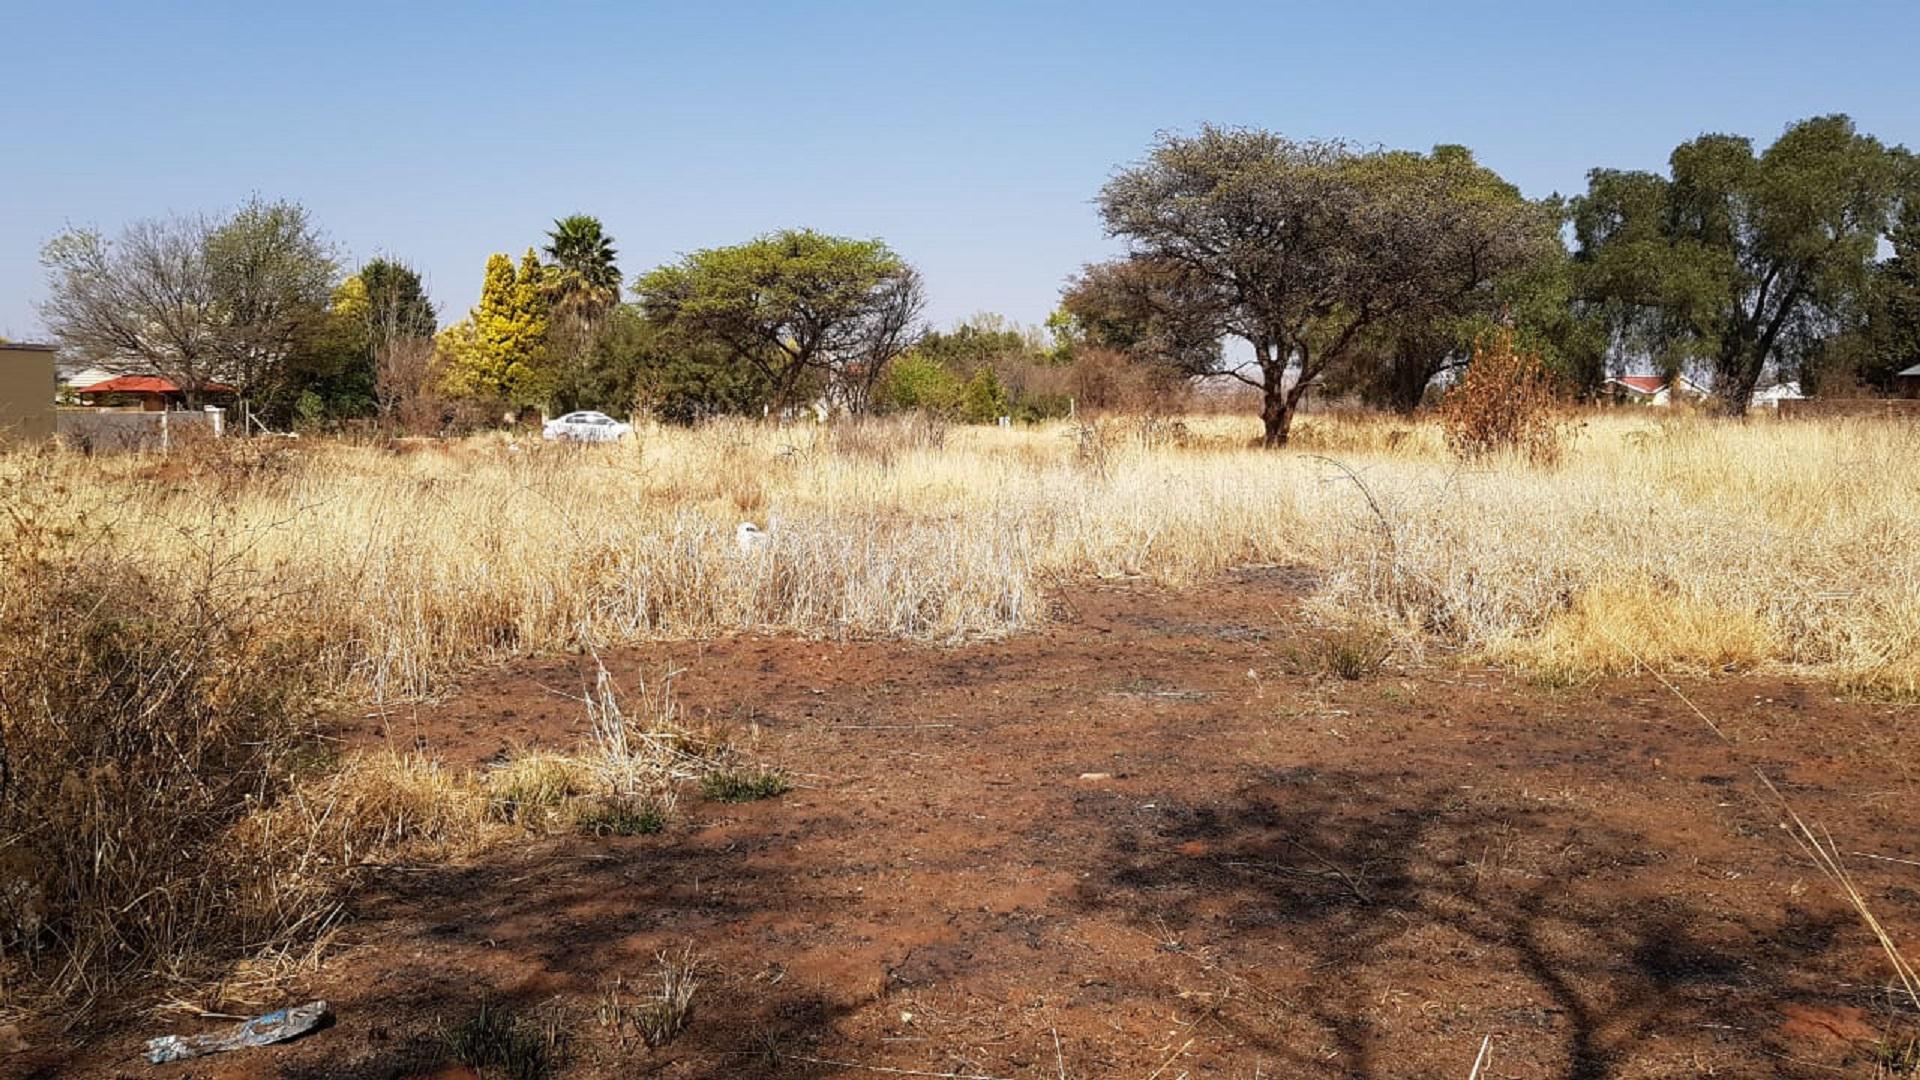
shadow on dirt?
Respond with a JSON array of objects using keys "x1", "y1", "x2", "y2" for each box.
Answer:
[{"x1": 1068, "y1": 764, "x2": 1855, "y2": 1080}]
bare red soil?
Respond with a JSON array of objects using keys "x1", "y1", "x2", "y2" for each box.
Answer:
[{"x1": 55, "y1": 575, "x2": 1920, "y2": 1078}]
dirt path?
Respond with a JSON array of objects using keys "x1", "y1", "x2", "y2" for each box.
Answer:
[{"x1": 94, "y1": 576, "x2": 1920, "y2": 1078}]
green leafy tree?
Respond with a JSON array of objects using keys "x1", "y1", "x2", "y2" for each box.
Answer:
[
  {"x1": 634, "y1": 229, "x2": 925, "y2": 413},
  {"x1": 200, "y1": 198, "x2": 339, "y2": 410},
  {"x1": 914, "y1": 315, "x2": 1044, "y2": 376},
  {"x1": 1091, "y1": 127, "x2": 1554, "y2": 445},
  {"x1": 1572, "y1": 115, "x2": 1912, "y2": 413},
  {"x1": 877, "y1": 353, "x2": 964, "y2": 415},
  {"x1": 1855, "y1": 204, "x2": 1920, "y2": 391},
  {"x1": 286, "y1": 258, "x2": 438, "y2": 425},
  {"x1": 958, "y1": 367, "x2": 1010, "y2": 423}
]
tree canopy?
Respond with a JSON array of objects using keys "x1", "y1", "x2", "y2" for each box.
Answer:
[
  {"x1": 633, "y1": 229, "x2": 925, "y2": 413},
  {"x1": 543, "y1": 214, "x2": 622, "y2": 329},
  {"x1": 1087, "y1": 127, "x2": 1556, "y2": 445},
  {"x1": 1571, "y1": 114, "x2": 1914, "y2": 413},
  {"x1": 439, "y1": 250, "x2": 552, "y2": 410},
  {"x1": 40, "y1": 197, "x2": 337, "y2": 408}
]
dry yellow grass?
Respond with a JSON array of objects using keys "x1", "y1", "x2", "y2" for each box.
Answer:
[{"x1": 5, "y1": 410, "x2": 1916, "y2": 696}]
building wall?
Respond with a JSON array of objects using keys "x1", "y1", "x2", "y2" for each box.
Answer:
[
  {"x1": 0, "y1": 344, "x2": 58, "y2": 441},
  {"x1": 56, "y1": 409, "x2": 223, "y2": 452}
]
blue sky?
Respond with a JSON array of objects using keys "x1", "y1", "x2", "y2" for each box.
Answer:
[{"x1": 4, "y1": 1, "x2": 1917, "y2": 339}]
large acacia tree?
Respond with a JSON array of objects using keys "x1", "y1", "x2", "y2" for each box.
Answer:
[
  {"x1": 1572, "y1": 115, "x2": 1912, "y2": 413},
  {"x1": 1087, "y1": 128, "x2": 1555, "y2": 446},
  {"x1": 634, "y1": 229, "x2": 925, "y2": 413}
]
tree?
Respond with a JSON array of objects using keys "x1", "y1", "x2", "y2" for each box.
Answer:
[
  {"x1": 40, "y1": 217, "x2": 223, "y2": 403},
  {"x1": 543, "y1": 214, "x2": 621, "y2": 328},
  {"x1": 1092, "y1": 128, "x2": 1554, "y2": 445},
  {"x1": 542, "y1": 215, "x2": 623, "y2": 410},
  {"x1": 440, "y1": 250, "x2": 551, "y2": 411},
  {"x1": 1853, "y1": 202, "x2": 1920, "y2": 391},
  {"x1": 633, "y1": 229, "x2": 925, "y2": 414},
  {"x1": 39, "y1": 198, "x2": 337, "y2": 410},
  {"x1": 290, "y1": 258, "x2": 438, "y2": 425},
  {"x1": 200, "y1": 198, "x2": 338, "y2": 407},
  {"x1": 1572, "y1": 115, "x2": 1912, "y2": 413},
  {"x1": 355, "y1": 258, "x2": 438, "y2": 347}
]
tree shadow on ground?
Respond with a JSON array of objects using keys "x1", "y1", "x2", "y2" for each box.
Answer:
[{"x1": 1067, "y1": 763, "x2": 1860, "y2": 1079}]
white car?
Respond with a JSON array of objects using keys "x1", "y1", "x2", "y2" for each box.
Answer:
[{"x1": 542, "y1": 411, "x2": 632, "y2": 443}]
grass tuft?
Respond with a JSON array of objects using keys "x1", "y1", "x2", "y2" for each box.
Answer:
[
  {"x1": 444, "y1": 999, "x2": 562, "y2": 1080},
  {"x1": 700, "y1": 767, "x2": 791, "y2": 803},
  {"x1": 576, "y1": 795, "x2": 670, "y2": 837},
  {"x1": 597, "y1": 946, "x2": 699, "y2": 1049}
]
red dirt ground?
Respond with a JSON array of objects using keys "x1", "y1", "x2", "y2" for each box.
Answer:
[{"x1": 51, "y1": 574, "x2": 1920, "y2": 1078}]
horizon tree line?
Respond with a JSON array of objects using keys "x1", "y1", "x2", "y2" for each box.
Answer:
[{"x1": 37, "y1": 113, "x2": 1920, "y2": 439}]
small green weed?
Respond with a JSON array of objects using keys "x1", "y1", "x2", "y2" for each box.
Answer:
[
  {"x1": 1879, "y1": 1032, "x2": 1920, "y2": 1075},
  {"x1": 577, "y1": 794, "x2": 668, "y2": 836},
  {"x1": 700, "y1": 767, "x2": 790, "y2": 803},
  {"x1": 444, "y1": 999, "x2": 562, "y2": 1080}
]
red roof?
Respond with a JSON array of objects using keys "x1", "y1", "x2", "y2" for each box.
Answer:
[
  {"x1": 1611, "y1": 375, "x2": 1668, "y2": 394},
  {"x1": 78, "y1": 375, "x2": 234, "y2": 395}
]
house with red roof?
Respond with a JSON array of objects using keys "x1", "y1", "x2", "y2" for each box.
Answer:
[
  {"x1": 1604, "y1": 373, "x2": 1709, "y2": 407},
  {"x1": 75, "y1": 375, "x2": 234, "y2": 412}
]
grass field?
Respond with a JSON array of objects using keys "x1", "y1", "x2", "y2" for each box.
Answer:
[
  {"x1": 3, "y1": 409, "x2": 1919, "y2": 1038},
  {"x1": 11, "y1": 410, "x2": 1919, "y2": 696}
]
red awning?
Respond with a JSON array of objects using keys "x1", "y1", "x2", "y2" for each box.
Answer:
[{"x1": 78, "y1": 375, "x2": 235, "y2": 395}]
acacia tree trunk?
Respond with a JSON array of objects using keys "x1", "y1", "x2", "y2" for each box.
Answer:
[
  {"x1": 1257, "y1": 342, "x2": 1300, "y2": 447},
  {"x1": 1260, "y1": 384, "x2": 1292, "y2": 447}
]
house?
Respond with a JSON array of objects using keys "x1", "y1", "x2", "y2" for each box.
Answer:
[
  {"x1": 60, "y1": 365, "x2": 124, "y2": 393},
  {"x1": 1753, "y1": 380, "x2": 1806, "y2": 408},
  {"x1": 1897, "y1": 363, "x2": 1920, "y2": 399},
  {"x1": 76, "y1": 374, "x2": 233, "y2": 412},
  {"x1": 0, "y1": 342, "x2": 58, "y2": 441},
  {"x1": 1605, "y1": 374, "x2": 1709, "y2": 407}
]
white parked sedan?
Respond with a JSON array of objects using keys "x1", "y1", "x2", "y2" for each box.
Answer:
[{"x1": 542, "y1": 411, "x2": 632, "y2": 443}]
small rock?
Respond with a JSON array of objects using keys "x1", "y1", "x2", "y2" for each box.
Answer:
[{"x1": 1078, "y1": 772, "x2": 1114, "y2": 781}]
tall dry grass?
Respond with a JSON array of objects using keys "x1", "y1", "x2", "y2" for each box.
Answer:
[{"x1": 6, "y1": 411, "x2": 1918, "y2": 697}]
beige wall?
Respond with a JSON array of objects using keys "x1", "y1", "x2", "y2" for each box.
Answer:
[{"x1": 0, "y1": 345, "x2": 57, "y2": 441}]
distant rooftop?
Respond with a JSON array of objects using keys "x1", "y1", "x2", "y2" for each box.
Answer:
[{"x1": 0, "y1": 342, "x2": 57, "y2": 352}]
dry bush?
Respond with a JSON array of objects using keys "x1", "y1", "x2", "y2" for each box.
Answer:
[
  {"x1": 1289, "y1": 413, "x2": 1445, "y2": 459},
  {"x1": 1438, "y1": 329, "x2": 1568, "y2": 465},
  {"x1": 1070, "y1": 347, "x2": 1186, "y2": 414},
  {"x1": 825, "y1": 413, "x2": 949, "y2": 466},
  {"x1": 374, "y1": 337, "x2": 450, "y2": 436},
  {"x1": 0, "y1": 460, "x2": 325, "y2": 1016}
]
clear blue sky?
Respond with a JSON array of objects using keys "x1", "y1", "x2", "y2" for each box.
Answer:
[{"x1": 4, "y1": 1, "x2": 1917, "y2": 340}]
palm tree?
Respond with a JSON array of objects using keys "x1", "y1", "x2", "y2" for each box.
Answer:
[
  {"x1": 542, "y1": 214, "x2": 622, "y2": 329},
  {"x1": 541, "y1": 215, "x2": 623, "y2": 412}
]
